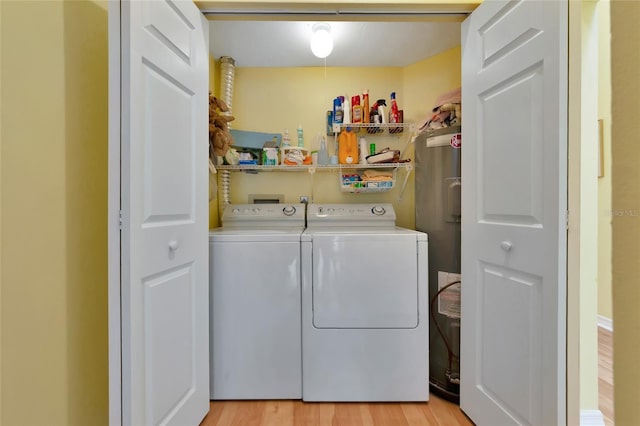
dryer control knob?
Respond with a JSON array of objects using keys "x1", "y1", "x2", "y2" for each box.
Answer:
[
  {"x1": 283, "y1": 206, "x2": 296, "y2": 216},
  {"x1": 372, "y1": 206, "x2": 386, "y2": 215}
]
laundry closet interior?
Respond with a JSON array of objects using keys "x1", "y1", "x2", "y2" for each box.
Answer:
[
  {"x1": 204, "y1": 5, "x2": 465, "y2": 406},
  {"x1": 206, "y1": 18, "x2": 463, "y2": 229}
]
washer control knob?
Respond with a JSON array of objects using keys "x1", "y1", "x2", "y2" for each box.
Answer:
[
  {"x1": 282, "y1": 206, "x2": 296, "y2": 216},
  {"x1": 372, "y1": 206, "x2": 386, "y2": 215}
]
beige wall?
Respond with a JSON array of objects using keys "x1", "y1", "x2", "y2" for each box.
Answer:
[
  {"x1": 597, "y1": 0, "x2": 613, "y2": 321},
  {"x1": 211, "y1": 46, "x2": 461, "y2": 229},
  {"x1": 0, "y1": 1, "x2": 109, "y2": 425},
  {"x1": 611, "y1": 1, "x2": 640, "y2": 425}
]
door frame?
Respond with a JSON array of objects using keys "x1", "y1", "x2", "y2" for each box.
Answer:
[
  {"x1": 567, "y1": 2, "x2": 601, "y2": 424},
  {"x1": 107, "y1": 2, "x2": 596, "y2": 425}
]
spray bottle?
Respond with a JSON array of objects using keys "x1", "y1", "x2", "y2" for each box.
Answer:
[
  {"x1": 389, "y1": 92, "x2": 400, "y2": 124},
  {"x1": 282, "y1": 129, "x2": 291, "y2": 147},
  {"x1": 318, "y1": 134, "x2": 329, "y2": 165},
  {"x1": 343, "y1": 95, "x2": 351, "y2": 125},
  {"x1": 297, "y1": 124, "x2": 304, "y2": 147}
]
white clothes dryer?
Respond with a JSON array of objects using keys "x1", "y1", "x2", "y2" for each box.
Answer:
[
  {"x1": 209, "y1": 203, "x2": 305, "y2": 400},
  {"x1": 301, "y1": 203, "x2": 429, "y2": 401}
]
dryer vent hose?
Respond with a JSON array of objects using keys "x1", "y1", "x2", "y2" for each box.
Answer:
[
  {"x1": 219, "y1": 56, "x2": 235, "y2": 206},
  {"x1": 220, "y1": 56, "x2": 235, "y2": 132},
  {"x1": 220, "y1": 170, "x2": 231, "y2": 209}
]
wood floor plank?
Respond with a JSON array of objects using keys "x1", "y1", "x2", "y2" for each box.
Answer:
[
  {"x1": 598, "y1": 327, "x2": 614, "y2": 426},
  {"x1": 200, "y1": 401, "x2": 223, "y2": 426},
  {"x1": 358, "y1": 403, "x2": 376, "y2": 426},
  {"x1": 261, "y1": 400, "x2": 294, "y2": 426},
  {"x1": 332, "y1": 403, "x2": 366, "y2": 426},
  {"x1": 366, "y1": 403, "x2": 409, "y2": 426},
  {"x1": 400, "y1": 403, "x2": 433, "y2": 426},
  {"x1": 204, "y1": 396, "x2": 470, "y2": 426},
  {"x1": 318, "y1": 403, "x2": 336, "y2": 426},
  {"x1": 426, "y1": 394, "x2": 465, "y2": 426},
  {"x1": 416, "y1": 401, "x2": 443, "y2": 426}
]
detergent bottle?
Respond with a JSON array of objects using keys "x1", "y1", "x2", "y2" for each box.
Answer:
[{"x1": 338, "y1": 129, "x2": 358, "y2": 165}]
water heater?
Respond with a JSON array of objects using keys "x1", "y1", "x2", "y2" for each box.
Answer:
[{"x1": 415, "y1": 126, "x2": 462, "y2": 402}]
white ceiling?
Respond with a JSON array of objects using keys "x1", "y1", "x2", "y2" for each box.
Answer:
[{"x1": 209, "y1": 21, "x2": 462, "y2": 68}]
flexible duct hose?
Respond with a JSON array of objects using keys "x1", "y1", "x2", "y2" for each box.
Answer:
[
  {"x1": 219, "y1": 56, "x2": 235, "y2": 206},
  {"x1": 220, "y1": 56, "x2": 235, "y2": 131},
  {"x1": 219, "y1": 170, "x2": 231, "y2": 211}
]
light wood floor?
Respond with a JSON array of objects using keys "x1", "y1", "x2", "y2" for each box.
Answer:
[
  {"x1": 202, "y1": 330, "x2": 614, "y2": 426},
  {"x1": 201, "y1": 394, "x2": 473, "y2": 426},
  {"x1": 599, "y1": 327, "x2": 614, "y2": 426}
]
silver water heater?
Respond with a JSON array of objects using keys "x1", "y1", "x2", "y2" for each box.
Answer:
[{"x1": 415, "y1": 126, "x2": 462, "y2": 402}]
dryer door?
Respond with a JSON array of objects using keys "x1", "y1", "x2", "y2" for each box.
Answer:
[{"x1": 312, "y1": 234, "x2": 419, "y2": 328}]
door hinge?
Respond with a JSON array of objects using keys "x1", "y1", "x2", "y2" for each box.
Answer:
[
  {"x1": 566, "y1": 210, "x2": 569, "y2": 231},
  {"x1": 119, "y1": 210, "x2": 123, "y2": 230}
]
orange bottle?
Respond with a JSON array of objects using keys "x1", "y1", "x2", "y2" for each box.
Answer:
[
  {"x1": 338, "y1": 129, "x2": 358, "y2": 164},
  {"x1": 362, "y1": 90, "x2": 370, "y2": 123}
]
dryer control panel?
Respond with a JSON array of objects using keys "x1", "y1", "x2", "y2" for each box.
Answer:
[
  {"x1": 222, "y1": 203, "x2": 305, "y2": 227},
  {"x1": 307, "y1": 203, "x2": 396, "y2": 227}
]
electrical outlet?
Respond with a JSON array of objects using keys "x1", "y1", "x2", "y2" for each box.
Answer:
[{"x1": 300, "y1": 196, "x2": 309, "y2": 204}]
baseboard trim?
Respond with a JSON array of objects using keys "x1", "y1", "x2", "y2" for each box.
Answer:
[
  {"x1": 598, "y1": 315, "x2": 613, "y2": 332},
  {"x1": 581, "y1": 409, "x2": 605, "y2": 426}
]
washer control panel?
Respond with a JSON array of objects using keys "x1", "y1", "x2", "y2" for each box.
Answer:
[
  {"x1": 307, "y1": 203, "x2": 396, "y2": 227},
  {"x1": 222, "y1": 203, "x2": 305, "y2": 227}
]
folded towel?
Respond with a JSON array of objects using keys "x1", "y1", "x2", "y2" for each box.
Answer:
[
  {"x1": 432, "y1": 87, "x2": 461, "y2": 112},
  {"x1": 362, "y1": 169, "x2": 394, "y2": 180}
]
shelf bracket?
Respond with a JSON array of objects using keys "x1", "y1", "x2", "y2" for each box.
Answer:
[{"x1": 397, "y1": 163, "x2": 413, "y2": 202}]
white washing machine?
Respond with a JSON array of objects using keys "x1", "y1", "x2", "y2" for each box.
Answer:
[
  {"x1": 301, "y1": 203, "x2": 429, "y2": 401},
  {"x1": 209, "y1": 203, "x2": 305, "y2": 399}
]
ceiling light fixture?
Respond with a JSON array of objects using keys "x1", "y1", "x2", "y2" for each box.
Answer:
[{"x1": 310, "y1": 23, "x2": 334, "y2": 59}]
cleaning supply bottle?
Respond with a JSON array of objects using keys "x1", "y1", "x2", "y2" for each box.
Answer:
[
  {"x1": 369, "y1": 100, "x2": 380, "y2": 134},
  {"x1": 343, "y1": 95, "x2": 351, "y2": 125},
  {"x1": 362, "y1": 90, "x2": 370, "y2": 123},
  {"x1": 318, "y1": 134, "x2": 329, "y2": 165},
  {"x1": 351, "y1": 95, "x2": 363, "y2": 124},
  {"x1": 338, "y1": 129, "x2": 358, "y2": 164},
  {"x1": 282, "y1": 129, "x2": 291, "y2": 147},
  {"x1": 297, "y1": 124, "x2": 304, "y2": 147},
  {"x1": 359, "y1": 137, "x2": 368, "y2": 164},
  {"x1": 377, "y1": 99, "x2": 387, "y2": 124},
  {"x1": 333, "y1": 97, "x2": 343, "y2": 124},
  {"x1": 389, "y1": 92, "x2": 400, "y2": 124}
]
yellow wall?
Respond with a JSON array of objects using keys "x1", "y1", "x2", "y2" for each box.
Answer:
[
  {"x1": 212, "y1": 47, "x2": 461, "y2": 229},
  {"x1": 1, "y1": 1, "x2": 109, "y2": 425},
  {"x1": 597, "y1": 0, "x2": 612, "y2": 321},
  {"x1": 209, "y1": 55, "x2": 220, "y2": 229},
  {"x1": 611, "y1": 1, "x2": 640, "y2": 424},
  {"x1": 403, "y1": 46, "x2": 461, "y2": 127}
]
